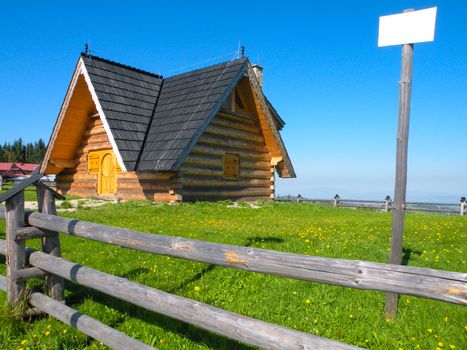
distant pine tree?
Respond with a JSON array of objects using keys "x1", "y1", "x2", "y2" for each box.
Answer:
[{"x1": 0, "y1": 138, "x2": 46, "y2": 163}]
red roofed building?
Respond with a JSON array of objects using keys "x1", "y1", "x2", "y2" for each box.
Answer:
[{"x1": 0, "y1": 163, "x2": 38, "y2": 179}]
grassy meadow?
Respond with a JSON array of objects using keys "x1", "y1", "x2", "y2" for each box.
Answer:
[{"x1": 0, "y1": 201, "x2": 465, "y2": 350}]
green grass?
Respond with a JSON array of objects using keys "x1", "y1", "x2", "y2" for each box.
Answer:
[
  {"x1": 0, "y1": 185, "x2": 82, "y2": 202},
  {"x1": 0, "y1": 201, "x2": 465, "y2": 349}
]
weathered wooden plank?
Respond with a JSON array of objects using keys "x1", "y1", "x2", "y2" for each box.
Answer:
[
  {"x1": 15, "y1": 267, "x2": 47, "y2": 281},
  {"x1": 37, "y1": 187, "x2": 64, "y2": 302},
  {"x1": 28, "y1": 292, "x2": 155, "y2": 350},
  {"x1": 386, "y1": 38, "x2": 414, "y2": 320},
  {"x1": 0, "y1": 238, "x2": 5, "y2": 255},
  {"x1": 6, "y1": 191, "x2": 26, "y2": 305},
  {"x1": 0, "y1": 274, "x2": 6, "y2": 292},
  {"x1": 24, "y1": 214, "x2": 467, "y2": 304},
  {"x1": 28, "y1": 251, "x2": 360, "y2": 350},
  {"x1": 14, "y1": 227, "x2": 52, "y2": 240}
]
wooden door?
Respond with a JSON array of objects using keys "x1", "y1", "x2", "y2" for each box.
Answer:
[{"x1": 99, "y1": 152, "x2": 116, "y2": 195}]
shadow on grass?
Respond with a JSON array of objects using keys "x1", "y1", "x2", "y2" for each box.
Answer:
[
  {"x1": 245, "y1": 236, "x2": 284, "y2": 247},
  {"x1": 168, "y1": 264, "x2": 216, "y2": 294},
  {"x1": 64, "y1": 280, "x2": 253, "y2": 349},
  {"x1": 401, "y1": 247, "x2": 422, "y2": 266}
]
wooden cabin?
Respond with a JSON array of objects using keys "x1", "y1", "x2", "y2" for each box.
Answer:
[{"x1": 41, "y1": 54, "x2": 295, "y2": 202}]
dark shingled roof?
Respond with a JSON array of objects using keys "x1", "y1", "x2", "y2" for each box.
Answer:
[
  {"x1": 81, "y1": 55, "x2": 163, "y2": 170},
  {"x1": 80, "y1": 54, "x2": 285, "y2": 172},
  {"x1": 137, "y1": 58, "x2": 248, "y2": 171}
]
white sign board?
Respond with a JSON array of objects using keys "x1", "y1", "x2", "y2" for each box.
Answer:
[{"x1": 378, "y1": 7, "x2": 437, "y2": 47}]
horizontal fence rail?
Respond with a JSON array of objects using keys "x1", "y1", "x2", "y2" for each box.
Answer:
[
  {"x1": 0, "y1": 275, "x2": 154, "y2": 350},
  {"x1": 23, "y1": 248, "x2": 358, "y2": 350},
  {"x1": 23, "y1": 213, "x2": 467, "y2": 304},
  {"x1": 275, "y1": 194, "x2": 466, "y2": 215}
]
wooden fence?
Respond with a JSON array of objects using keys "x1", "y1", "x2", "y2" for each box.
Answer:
[
  {"x1": 276, "y1": 194, "x2": 466, "y2": 216},
  {"x1": 0, "y1": 188, "x2": 466, "y2": 350}
]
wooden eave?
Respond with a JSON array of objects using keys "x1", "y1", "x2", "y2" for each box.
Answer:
[
  {"x1": 245, "y1": 64, "x2": 296, "y2": 178},
  {"x1": 41, "y1": 58, "x2": 126, "y2": 174}
]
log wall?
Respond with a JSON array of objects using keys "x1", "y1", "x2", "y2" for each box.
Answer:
[
  {"x1": 56, "y1": 115, "x2": 181, "y2": 202},
  {"x1": 181, "y1": 110, "x2": 274, "y2": 201}
]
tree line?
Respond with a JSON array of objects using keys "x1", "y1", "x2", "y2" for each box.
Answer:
[{"x1": 0, "y1": 138, "x2": 46, "y2": 164}]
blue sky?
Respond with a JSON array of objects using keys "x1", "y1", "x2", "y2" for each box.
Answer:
[{"x1": 0, "y1": 1, "x2": 465, "y2": 201}]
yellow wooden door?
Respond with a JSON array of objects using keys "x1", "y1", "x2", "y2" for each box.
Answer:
[{"x1": 99, "y1": 152, "x2": 116, "y2": 195}]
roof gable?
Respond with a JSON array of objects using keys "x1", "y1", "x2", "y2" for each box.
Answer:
[
  {"x1": 137, "y1": 58, "x2": 248, "y2": 171},
  {"x1": 42, "y1": 54, "x2": 294, "y2": 178},
  {"x1": 81, "y1": 55, "x2": 163, "y2": 171}
]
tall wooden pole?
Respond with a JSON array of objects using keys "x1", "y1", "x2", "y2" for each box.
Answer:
[{"x1": 385, "y1": 16, "x2": 414, "y2": 319}]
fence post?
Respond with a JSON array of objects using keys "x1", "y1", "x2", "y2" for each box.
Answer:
[
  {"x1": 461, "y1": 197, "x2": 466, "y2": 216},
  {"x1": 6, "y1": 190, "x2": 26, "y2": 306},
  {"x1": 37, "y1": 186, "x2": 64, "y2": 302},
  {"x1": 333, "y1": 194, "x2": 340, "y2": 207},
  {"x1": 385, "y1": 196, "x2": 392, "y2": 212}
]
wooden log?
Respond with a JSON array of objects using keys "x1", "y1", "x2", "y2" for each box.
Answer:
[
  {"x1": 182, "y1": 188, "x2": 271, "y2": 198},
  {"x1": 0, "y1": 274, "x2": 6, "y2": 292},
  {"x1": 6, "y1": 191, "x2": 26, "y2": 306},
  {"x1": 339, "y1": 199, "x2": 386, "y2": 204},
  {"x1": 28, "y1": 251, "x2": 360, "y2": 350},
  {"x1": 190, "y1": 144, "x2": 270, "y2": 162},
  {"x1": 405, "y1": 201, "x2": 458, "y2": 206},
  {"x1": 386, "y1": 31, "x2": 414, "y2": 320},
  {"x1": 183, "y1": 178, "x2": 271, "y2": 188},
  {"x1": 184, "y1": 155, "x2": 270, "y2": 171},
  {"x1": 28, "y1": 292, "x2": 155, "y2": 350},
  {"x1": 23, "y1": 215, "x2": 467, "y2": 304},
  {"x1": 15, "y1": 267, "x2": 47, "y2": 281},
  {"x1": 205, "y1": 125, "x2": 264, "y2": 143},
  {"x1": 218, "y1": 109, "x2": 258, "y2": 124},
  {"x1": 198, "y1": 134, "x2": 268, "y2": 152},
  {"x1": 50, "y1": 159, "x2": 77, "y2": 168},
  {"x1": 14, "y1": 227, "x2": 53, "y2": 240},
  {"x1": 37, "y1": 187, "x2": 64, "y2": 302},
  {"x1": 210, "y1": 116, "x2": 259, "y2": 133},
  {"x1": 0, "y1": 238, "x2": 5, "y2": 255},
  {"x1": 182, "y1": 166, "x2": 271, "y2": 179}
]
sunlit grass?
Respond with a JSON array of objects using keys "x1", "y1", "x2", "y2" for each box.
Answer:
[{"x1": 0, "y1": 201, "x2": 465, "y2": 349}]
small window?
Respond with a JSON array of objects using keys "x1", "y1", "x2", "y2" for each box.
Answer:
[
  {"x1": 88, "y1": 152, "x2": 100, "y2": 173},
  {"x1": 224, "y1": 153, "x2": 239, "y2": 179}
]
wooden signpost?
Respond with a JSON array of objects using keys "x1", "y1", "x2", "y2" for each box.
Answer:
[{"x1": 378, "y1": 7, "x2": 437, "y2": 319}]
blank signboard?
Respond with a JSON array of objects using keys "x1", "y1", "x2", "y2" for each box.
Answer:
[{"x1": 378, "y1": 7, "x2": 437, "y2": 47}]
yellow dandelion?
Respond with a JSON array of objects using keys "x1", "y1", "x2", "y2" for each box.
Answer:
[
  {"x1": 449, "y1": 345, "x2": 456, "y2": 349},
  {"x1": 427, "y1": 328, "x2": 433, "y2": 333},
  {"x1": 349, "y1": 314, "x2": 354, "y2": 319},
  {"x1": 45, "y1": 331, "x2": 50, "y2": 336},
  {"x1": 63, "y1": 329, "x2": 68, "y2": 334},
  {"x1": 438, "y1": 343, "x2": 444, "y2": 348},
  {"x1": 305, "y1": 299, "x2": 311, "y2": 304},
  {"x1": 20, "y1": 340, "x2": 27, "y2": 345},
  {"x1": 194, "y1": 286, "x2": 201, "y2": 292}
]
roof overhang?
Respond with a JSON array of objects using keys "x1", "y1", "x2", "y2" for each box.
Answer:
[{"x1": 41, "y1": 57, "x2": 127, "y2": 174}]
